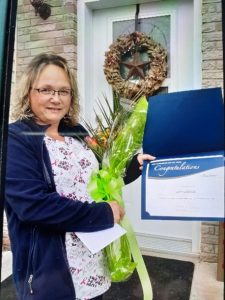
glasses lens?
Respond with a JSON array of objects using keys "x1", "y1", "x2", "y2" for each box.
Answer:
[
  {"x1": 59, "y1": 90, "x2": 71, "y2": 97},
  {"x1": 39, "y1": 88, "x2": 52, "y2": 95}
]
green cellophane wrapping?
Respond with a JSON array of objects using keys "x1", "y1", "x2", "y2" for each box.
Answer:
[{"x1": 88, "y1": 96, "x2": 153, "y2": 298}]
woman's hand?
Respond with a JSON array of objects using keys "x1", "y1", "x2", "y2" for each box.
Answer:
[
  {"x1": 137, "y1": 153, "x2": 156, "y2": 170},
  {"x1": 108, "y1": 201, "x2": 125, "y2": 224}
]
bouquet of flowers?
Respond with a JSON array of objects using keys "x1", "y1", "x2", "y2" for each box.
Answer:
[{"x1": 84, "y1": 94, "x2": 153, "y2": 300}]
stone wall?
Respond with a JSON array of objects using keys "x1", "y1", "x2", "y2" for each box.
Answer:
[
  {"x1": 202, "y1": 0, "x2": 223, "y2": 89},
  {"x1": 16, "y1": 0, "x2": 77, "y2": 80},
  {"x1": 3, "y1": 0, "x2": 78, "y2": 251},
  {"x1": 201, "y1": 0, "x2": 223, "y2": 262},
  {"x1": 201, "y1": 222, "x2": 220, "y2": 262}
]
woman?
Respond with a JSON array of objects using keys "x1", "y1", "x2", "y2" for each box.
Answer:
[{"x1": 5, "y1": 53, "x2": 154, "y2": 300}]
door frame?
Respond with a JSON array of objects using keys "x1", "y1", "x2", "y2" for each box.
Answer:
[{"x1": 77, "y1": 0, "x2": 202, "y2": 255}]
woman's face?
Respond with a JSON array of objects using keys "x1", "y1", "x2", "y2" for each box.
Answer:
[{"x1": 29, "y1": 64, "x2": 72, "y2": 126}]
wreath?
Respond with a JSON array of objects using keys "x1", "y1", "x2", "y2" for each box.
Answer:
[{"x1": 103, "y1": 31, "x2": 167, "y2": 99}]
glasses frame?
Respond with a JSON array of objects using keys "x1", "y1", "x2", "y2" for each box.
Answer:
[{"x1": 33, "y1": 87, "x2": 73, "y2": 97}]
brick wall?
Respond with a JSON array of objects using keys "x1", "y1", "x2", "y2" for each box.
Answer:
[{"x1": 201, "y1": 0, "x2": 223, "y2": 262}]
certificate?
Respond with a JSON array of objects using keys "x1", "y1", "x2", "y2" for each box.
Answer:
[
  {"x1": 142, "y1": 88, "x2": 224, "y2": 220},
  {"x1": 142, "y1": 154, "x2": 224, "y2": 220}
]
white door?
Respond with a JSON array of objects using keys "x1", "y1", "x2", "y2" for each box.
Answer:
[{"x1": 78, "y1": 0, "x2": 201, "y2": 256}]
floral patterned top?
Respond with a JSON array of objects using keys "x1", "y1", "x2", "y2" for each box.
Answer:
[{"x1": 44, "y1": 136, "x2": 111, "y2": 300}]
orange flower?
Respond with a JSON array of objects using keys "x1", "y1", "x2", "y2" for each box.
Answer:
[{"x1": 85, "y1": 136, "x2": 98, "y2": 148}]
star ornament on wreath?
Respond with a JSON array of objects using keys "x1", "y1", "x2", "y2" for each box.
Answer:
[{"x1": 103, "y1": 31, "x2": 167, "y2": 99}]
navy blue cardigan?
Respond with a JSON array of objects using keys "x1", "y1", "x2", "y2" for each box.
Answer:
[{"x1": 5, "y1": 119, "x2": 141, "y2": 300}]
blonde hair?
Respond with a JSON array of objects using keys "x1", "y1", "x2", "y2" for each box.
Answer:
[{"x1": 11, "y1": 53, "x2": 79, "y2": 126}]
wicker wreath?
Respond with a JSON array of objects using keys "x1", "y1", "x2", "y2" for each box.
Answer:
[{"x1": 103, "y1": 31, "x2": 167, "y2": 99}]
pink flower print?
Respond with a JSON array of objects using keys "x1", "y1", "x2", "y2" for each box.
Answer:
[
  {"x1": 59, "y1": 147, "x2": 73, "y2": 160},
  {"x1": 58, "y1": 160, "x2": 71, "y2": 170},
  {"x1": 86, "y1": 275, "x2": 105, "y2": 287},
  {"x1": 80, "y1": 278, "x2": 87, "y2": 285},
  {"x1": 51, "y1": 160, "x2": 57, "y2": 166},
  {"x1": 74, "y1": 173, "x2": 85, "y2": 184},
  {"x1": 70, "y1": 267, "x2": 82, "y2": 275},
  {"x1": 70, "y1": 232, "x2": 77, "y2": 239},
  {"x1": 67, "y1": 192, "x2": 78, "y2": 201},
  {"x1": 79, "y1": 158, "x2": 91, "y2": 169}
]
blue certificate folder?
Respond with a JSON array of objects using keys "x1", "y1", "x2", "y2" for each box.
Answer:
[{"x1": 141, "y1": 87, "x2": 224, "y2": 221}]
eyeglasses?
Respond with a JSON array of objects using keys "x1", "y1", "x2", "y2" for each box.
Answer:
[{"x1": 33, "y1": 88, "x2": 72, "y2": 97}]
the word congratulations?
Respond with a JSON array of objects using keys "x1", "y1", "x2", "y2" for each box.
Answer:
[{"x1": 154, "y1": 161, "x2": 199, "y2": 176}]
